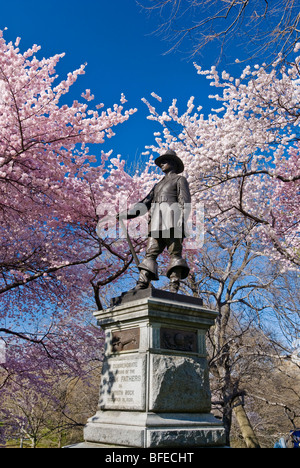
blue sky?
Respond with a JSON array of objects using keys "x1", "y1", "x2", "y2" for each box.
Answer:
[{"x1": 0, "y1": 0, "x2": 217, "y2": 165}]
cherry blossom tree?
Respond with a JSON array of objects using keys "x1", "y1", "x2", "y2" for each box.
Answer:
[
  {"x1": 2, "y1": 25, "x2": 300, "y2": 447},
  {"x1": 0, "y1": 29, "x2": 138, "y2": 302},
  {"x1": 141, "y1": 47, "x2": 300, "y2": 268},
  {"x1": 0, "y1": 28, "x2": 156, "y2": 333},
  {"x1": 140, "y1": 50, "x2": 300, "y2": 445},
  {"x1": 0, "y1": 29, "x2": 152, "y2": 443}
]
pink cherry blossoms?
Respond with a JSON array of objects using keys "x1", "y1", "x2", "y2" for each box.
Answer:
[
  {"x1": 142, "y1": 53, "x2": 300, "y2": 267},
  {"x1": 0, "y1": 30, "x2": 149, "y2": 444},
  {"x1": 0, "y1": 29, "x2": 140, "y2": 301}
]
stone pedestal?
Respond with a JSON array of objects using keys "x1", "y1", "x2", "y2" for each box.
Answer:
[{"x1": 84, "y1": 289, "x2": 226, "y2": 448}]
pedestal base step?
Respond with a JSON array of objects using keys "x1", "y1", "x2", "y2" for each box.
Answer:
[{"x1": 84, "y1": 411, "x2": 226, "y2": 448}]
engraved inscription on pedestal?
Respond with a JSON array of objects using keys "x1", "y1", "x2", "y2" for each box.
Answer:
[
  {"x1": 160, "y1": 328, "x2": 198, "y2": 353},
  {"x1": 112, "y1": 328, "x2": 140, "y2": 353},
  {"x1": 99, "y1": 355, "x2": 146, "y2": 411}
]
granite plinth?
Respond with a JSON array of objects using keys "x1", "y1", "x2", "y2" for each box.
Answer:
[{"x1": 82, "y1": 290, "x2": 226, "y2": 448}]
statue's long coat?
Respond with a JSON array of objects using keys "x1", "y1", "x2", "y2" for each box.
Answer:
[{"x1": 127, "y1": 172, "x2": 191, "y2": 239}]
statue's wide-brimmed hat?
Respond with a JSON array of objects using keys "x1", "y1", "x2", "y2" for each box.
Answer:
[{"x1": 155, "y1": 150, "x2": 184, "y2": 174}]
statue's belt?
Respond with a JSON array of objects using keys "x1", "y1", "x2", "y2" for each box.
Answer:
[{"x1": 153, "y1": 194, "x2": 178, "y2": 203}]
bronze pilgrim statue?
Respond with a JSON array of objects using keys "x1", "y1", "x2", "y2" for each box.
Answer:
[{"x1": 118, "y1": 150, "x2": 191, "y2": 293}]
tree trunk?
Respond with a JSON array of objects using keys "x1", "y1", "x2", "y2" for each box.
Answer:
[
  {"x1": 223, "y1": 403, "x2": 232, "y2": 447},
  {"x1": 30, "y1": 436, "x2": 37, "y2": 448},
  {"x1": 233, "y1": 397, "x2": 260, "y2": 448}
]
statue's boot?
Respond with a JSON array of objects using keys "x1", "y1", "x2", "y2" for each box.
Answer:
[
  {"x1": 130, "y1": 258, "x2": 159, "y2": 291},
  {"x1": 132, "y1": 269, "x2": 153, "y2": 291},
  {"x1": 167, "y1": 258, "x2": 190, "y2": 293}
]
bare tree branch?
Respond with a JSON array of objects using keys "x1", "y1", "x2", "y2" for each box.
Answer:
[{"x1": 138, "y1": 0, "x2": 300, "y2": 63}]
